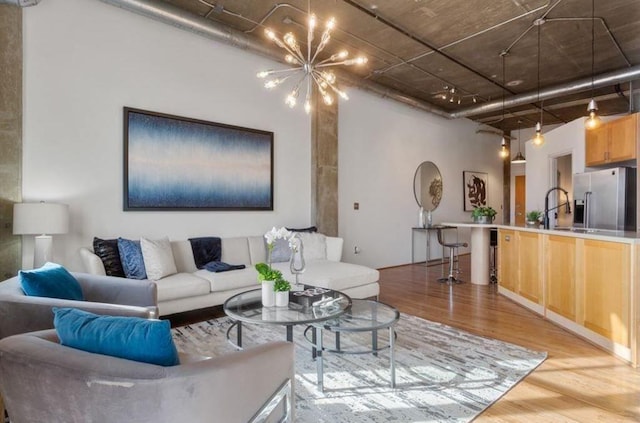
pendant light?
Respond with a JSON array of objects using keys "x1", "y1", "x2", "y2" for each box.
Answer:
[
  {"x1": 499, "y1": 51, "x2": 509, "y2": 158},
  {"x1": 532, "y1": 23, "x2": 545, "y2": 146},
  {"x1": 511, "y1": 120, "x2": 526, "y2": 163},
  {"x1": 585, "y1": 0, "x2": 602, "y2": 130}
]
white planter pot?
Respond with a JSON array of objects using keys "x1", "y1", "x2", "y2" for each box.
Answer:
[
  {"x1": 275, "y1": 291, "x2": 290, "y2": 307},
  {"x1": 261, "y1": 280, "x2": 275, "y2": 307}
]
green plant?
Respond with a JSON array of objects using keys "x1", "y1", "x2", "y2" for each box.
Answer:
[
  {"x1": 471, "y1": 206, "x2": 497, "y2": 219},
  {"x1": 526, "y1": 210, "x2": 543, "y2": 222},
  {"x1": 274, "y1": 278, "x2": 291, "y2": 292},
  {"x1": 255, "y1": 263, "x2": 283, "y2": 282}
]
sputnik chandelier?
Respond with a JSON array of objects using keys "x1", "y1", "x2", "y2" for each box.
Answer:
[{"x1": 257, "y1": 13, "x2": 367, "y2": 113}]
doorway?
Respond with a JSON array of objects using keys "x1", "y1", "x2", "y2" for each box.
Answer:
[{"x1": 515, "y1": 175, "x2": 526, "y2": 225}]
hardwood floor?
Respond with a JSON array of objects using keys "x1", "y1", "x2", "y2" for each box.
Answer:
[{"x1": 380, "y1": 255, "x2": 640, "y2": 422}]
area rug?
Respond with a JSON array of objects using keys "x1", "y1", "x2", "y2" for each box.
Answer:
[{"x1": 172, "y1": 315, "x2": 546, "y2": 422}]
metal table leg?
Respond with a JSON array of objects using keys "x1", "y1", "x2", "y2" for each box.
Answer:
[
  {"x1": 390, "y1": 326, "x2": 396, "y2": 388},
  {"x1": 316, "y1": 327, "x2": 324, "y2": 392}
]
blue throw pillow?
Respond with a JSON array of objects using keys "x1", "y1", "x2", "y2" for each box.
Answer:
[
  {"x1": 117, "y1": 238, "x2": 147, "y2": 279},
  {"x1": 53, "y1": 307, "x2": 179, "y2": 367},
  {"x1": 19, "y1": 262, "x2": 84, "y2": 301}
]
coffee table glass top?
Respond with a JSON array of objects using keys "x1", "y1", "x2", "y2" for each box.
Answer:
[
  {"x1": 224, "y1": 287, "x2": 352, "y2": 325},
  {"x1": 315, "y1": 299, "x2": 400, "y2": 331}
]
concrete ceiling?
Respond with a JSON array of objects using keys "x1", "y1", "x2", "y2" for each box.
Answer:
[{"x1": 161, "y1": 0, "x2": 640, "y2": 131}]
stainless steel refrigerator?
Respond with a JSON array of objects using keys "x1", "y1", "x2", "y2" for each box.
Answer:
[{"x1": 573, "y1": 167, "x2": 636, "y2": 231}]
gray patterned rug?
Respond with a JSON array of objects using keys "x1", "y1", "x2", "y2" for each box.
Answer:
[{"x1": 172, "y1": 315, "x2": 546, "y2": 422}]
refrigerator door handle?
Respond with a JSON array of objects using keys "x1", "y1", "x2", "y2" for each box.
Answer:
[{"x1": 584, "y1": 191, "x2": 592, "y2": 229}]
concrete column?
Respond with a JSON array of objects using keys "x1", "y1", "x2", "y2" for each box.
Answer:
[
  {"x1": 0, "y1": 5, "x2": 22, "y2": 279},
  {"x1": 311, "y1": 89, "x2": 338, "y2": 236}
]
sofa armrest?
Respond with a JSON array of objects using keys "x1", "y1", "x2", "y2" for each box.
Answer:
[
  {"x1": 79, "y1": 247, "x2": 106, "y2": 276},
  {"x1": 0, "y1": 296, "x2": 156, "y2": 339},
  {"x1": 72, "y1": 273, "x2": 157, "y2": 309},
  {"x1": 326, "y1": 236, "x2": 343, "y2": 262}
]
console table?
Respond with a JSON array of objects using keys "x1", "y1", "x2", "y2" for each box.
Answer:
[{"x1": 411, "y1": 225, "x2": 455, "y2": 265}]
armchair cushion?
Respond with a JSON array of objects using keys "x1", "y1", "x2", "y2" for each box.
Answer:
[
  {"x1": 53, "y1": 307, "x2": 178, "y2": 366},
  {"x1": 19, "y1": 263, "x2": 84, "y2": 301}
]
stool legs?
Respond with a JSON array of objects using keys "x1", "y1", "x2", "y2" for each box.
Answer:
[{"x1": 437, "y1": 245, "x2": 464, "y2": 285}]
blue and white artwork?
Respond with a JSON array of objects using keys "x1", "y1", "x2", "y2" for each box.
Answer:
[{"x1": 124, "y1": 108, "x2": 273, "y2": 210}]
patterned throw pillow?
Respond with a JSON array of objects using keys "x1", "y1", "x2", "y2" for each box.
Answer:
[
  {"x1": 117, "y1": 238, "x2": 147, "y2": 280},
  {"x1": 93, "y1": 237, "x2": 125, "y2": 277}
]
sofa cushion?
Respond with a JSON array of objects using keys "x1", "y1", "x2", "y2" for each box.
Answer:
[
  {"x1": 53, "y1": 307, "x2": 179, "y2": 366},
  {"x1": 154, "y1": 273, "x2": 211, "y2": 302},
  {"x1": 299, "y1": 233, "x2": 327, "y2": 260},
  {"x1": 118, "y1": 238, "x2": 147, "y2": 280},
  {"x1": 221, "y1": 237, "x2": 252, "y2": 265},
  {"x1": 19, "y1": 263, "x2": 84, "y2": 301},
  {"x1": 194, "y1": 267, "x2": 259, "y2": 292},
  {"x1": 271, "y1": 260, "x2": 379, "y2": 292},
  {"x1": 92, "y1": 237, "x2": 125, "y2": 277},
  {"x1": 141, "y1": 237, "x2": 177, "y2": 280}
]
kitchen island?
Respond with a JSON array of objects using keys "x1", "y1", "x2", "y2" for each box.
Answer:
[{"x1": 495, "y1": 224, "x2": 640, "y2": 367}]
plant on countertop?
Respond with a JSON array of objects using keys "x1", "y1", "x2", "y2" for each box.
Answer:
[
  {"x1": 525, "y1": 210, "x2": 543, "y2": 222},
  {"x1": 255, "y1": 226, "x2": 293, "y2": 285},
  {"x1": 274, "y1": 278, "x2": 291, "y2": 292},
  {"x1": 471, "y1": 206, "x2": 497, "y2": 219}
]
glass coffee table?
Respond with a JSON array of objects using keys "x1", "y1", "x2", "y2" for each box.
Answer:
[
  {"x1": 223, "y1": 287, "x2": 352, "y2": 348},
  {"x1": 305, "y1": 299, "x2": 400, "y2": 391}
]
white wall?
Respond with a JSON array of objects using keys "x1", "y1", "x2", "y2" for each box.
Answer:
[
  {"x1": 338, "y1": 90, "x2": 504, "y2": 268},
  {"x1": 524, "y1": 118, "x2": 586, "y2": 215},
  {"x1": 22, "y1": 0, "x2": 310, "y2": 270}
]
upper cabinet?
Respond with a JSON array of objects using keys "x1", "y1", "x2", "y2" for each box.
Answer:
[{"x1": 585, "y1": 114, "x2": 638, "y2": 167}]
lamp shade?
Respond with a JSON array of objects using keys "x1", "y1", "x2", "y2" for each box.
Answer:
[{"x1": 13, "y1": 202, "x2": 70, "y2": 235}]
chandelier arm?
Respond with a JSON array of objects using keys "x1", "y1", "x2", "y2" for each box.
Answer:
[
  {"x1": 311, "y1": 30, "x2": 332, "y2": 64},
  {"x1": 271, "y1": 33, "x2": 305, "y2": 63},
  {"x1": 264, "y1": 67, "x2": 305, "y2": 75},
  {"x1": 310, "y1": 72, "x2": 328, "y2": 95}
]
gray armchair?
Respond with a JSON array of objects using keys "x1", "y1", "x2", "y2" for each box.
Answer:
[
  {"x1": 0, "y1": 330, "x2": 294, "y2": 423},
  {"x1": 0, "y1": 272, "x2": 158, "y2": 339}
]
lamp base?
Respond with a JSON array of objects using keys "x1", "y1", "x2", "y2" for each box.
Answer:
[{"x1": 34, "y1": 235, "x2": 53, "y2": 268}]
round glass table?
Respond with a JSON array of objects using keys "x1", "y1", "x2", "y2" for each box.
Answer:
[
  {"x1": 305, "y1": 299, "x2": 400, "y2": 391},
  {"x1": 223, "y1": 287, "x2": 352, "y2": 348}
]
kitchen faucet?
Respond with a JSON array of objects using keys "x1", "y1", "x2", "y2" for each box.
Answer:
[{"x1": 544, "y1": 187, "x2": 572, "y2": 229}]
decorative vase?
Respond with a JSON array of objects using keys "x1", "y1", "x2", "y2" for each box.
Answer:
[
  {"x1": 261, "y1": 280, "x2": 275, "y2": 307},
  {"x1": 473, "y1": 216, "x2": 492, "y2": 224},
  {"x1": 275, "y1": 291, "x2": 289, "y2": 307},
  {"x1": 418, "y1": 206, "x2": 425, "y2": 228},
  {"x1": 526, "y1": 220, "x2": 540, "y2": 228}
]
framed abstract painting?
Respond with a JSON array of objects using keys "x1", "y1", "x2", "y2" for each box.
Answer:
[
  {"x1": 463, "y1": 171, "x2": 488, "y2": 211},
  {"x1": 123, "y1": 107, "x2": 273, "y2": 211}
]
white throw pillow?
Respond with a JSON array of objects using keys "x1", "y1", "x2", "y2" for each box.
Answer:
[
  {"x1": 300, "y1": 233, "x2": 327, "y2": 261},
  {"x1": 140, "y1": 237, "x2": 177, "y2": 280}
]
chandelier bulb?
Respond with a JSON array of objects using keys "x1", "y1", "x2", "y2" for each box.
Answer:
[
  {"x1": 264, "y1": 78, "x2": 283, "y2": 89},
  {"x1": 323, "y1": 93, "x2": 333, "y2": 106},
  {"x1": 326, "y1": 17, "x2": 336, "y2": 30},
  {"x1": 533, "y1": 122, "x2": 545, "y2": 146},
  {"x1": 285, "y1": 54, "x2": 296, "y2": 64},
  {"x1": 338, "y1": 50, "x2": 349, "y2": 59},
  {"x1": 265, "y1": 28, "x2": 276, "y2": 40},
  {"x1": 308, "y1": 14, "x2": 317, "y2": 29},
  {"x1": 256, "y1": 71, "x2": 270, "y2": 78},
  {"x1": 304, "y1": 100, "x2": 311, "y2": 114},
  {"x1": 585, "y1": 99, "x2": 601, "y2": 130}
]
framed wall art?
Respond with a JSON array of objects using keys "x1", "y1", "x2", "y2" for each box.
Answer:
[
  {"x1": 463, "y1": 171, "x2": 488, "y2": 211},
  {"x1": 123, "y1": 107, "x2": 274, "y2": 211}
]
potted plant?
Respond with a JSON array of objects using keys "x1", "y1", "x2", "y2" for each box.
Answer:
[
  {"x1": 256, "y1": 227, "x2": 293, "y2": 307},
  {"x1": 471, "y1": 206, "x2": 497, "y2": 224},
  {"x1": 274, "y1": 278, "x2": 291, "y2": 307},
  {"x1": 525, "y1": 210, "x2": 543, "y2": 228}
]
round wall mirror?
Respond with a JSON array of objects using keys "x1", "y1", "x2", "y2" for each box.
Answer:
[{"x1": 413, "y1": 161, "x2": 443, "y2": 211}]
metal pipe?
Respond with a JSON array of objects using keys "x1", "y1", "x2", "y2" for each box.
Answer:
[
  {"x1": 0, "y1": 0, "x2": 41, "y2": 6},
  {"x1": 451, "y1": 64, "x2": 640, "y2": 119}
]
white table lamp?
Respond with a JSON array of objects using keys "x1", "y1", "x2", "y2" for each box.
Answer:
[{"x1": 13, "y1": 202, "x2": 70, "y2": 268}]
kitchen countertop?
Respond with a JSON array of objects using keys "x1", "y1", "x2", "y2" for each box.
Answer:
[{"x1": 496, "y1": 224, "x2": 640, "y2": 244}]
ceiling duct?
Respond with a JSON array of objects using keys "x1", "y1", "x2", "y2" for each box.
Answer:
[
  {"x1": 99, "y1": 0, "x2": 640, "y2": 123},
  {"x1": 0, "y1": 0, "x2": 42, "y2": 6}
]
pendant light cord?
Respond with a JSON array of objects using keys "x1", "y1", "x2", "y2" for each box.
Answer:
[
  {"x1": 591, "y1": 0, "x2": 595, "y2": 99},
  {"x1": 537, "y1": 23, "x2": 543, "y2": 126}
]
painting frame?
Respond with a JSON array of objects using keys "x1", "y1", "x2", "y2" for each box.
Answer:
[
  {"x1": 123, "y1": 107, "x2": 274, "y2": 211},
  {"x1": 463, "y1": 171, "x2": 488, "y2": 211}
]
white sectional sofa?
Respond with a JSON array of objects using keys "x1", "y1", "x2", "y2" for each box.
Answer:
[{"x1": 80, "y1": 235, "x2": 379, "y2": 316}]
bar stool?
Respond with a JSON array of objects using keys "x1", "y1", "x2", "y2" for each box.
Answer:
[
  {"x1": 489, "y1": 228, "x2": 498, "y2": 284},
  {"x1": 436, "y1": 227, "x2": 468, "y2": 285}
]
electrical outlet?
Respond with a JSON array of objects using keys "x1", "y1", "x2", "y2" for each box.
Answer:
[
  {"x1": 353, "y1": 202, "x2": 359, "y2": 210},
  {"x1": 354, "y1": 246, "x2": 360, "y2": 254}
]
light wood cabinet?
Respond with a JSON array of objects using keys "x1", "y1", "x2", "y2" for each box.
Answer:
[
  {"x1": 581, "y1": 240, "x2": 630, "y2": 347},
  {"x1": 497, "y1": 229, "x2": 517, "y2": 292},
  {"x1": 545, "y1": 235, "x2": 576, "y2": 320},
  {"x1": 518, "y1": 232, "x2": 541, "y2": 303},
  {"x1": 585, "y1": 114, "x2": 637, "y2": 166}
]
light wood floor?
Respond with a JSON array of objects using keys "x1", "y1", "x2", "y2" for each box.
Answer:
[{"x1": 379, "y1": 255, "x2": 640, "y2": 422}]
